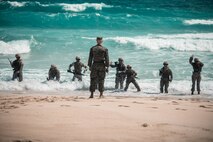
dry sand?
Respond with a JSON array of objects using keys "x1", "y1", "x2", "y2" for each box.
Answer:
[{"x1": 0, "y1": 91, "x2": 213, "y2": 142}]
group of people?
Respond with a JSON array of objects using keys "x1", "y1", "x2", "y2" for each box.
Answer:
[{"x1": 9, "y1": 37, "x2": 204, "y2": 97}]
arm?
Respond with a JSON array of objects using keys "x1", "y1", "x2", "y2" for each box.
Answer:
[
  {"x1": 105, "y1": 48, "x2": 109, "y2": 67},
  {"x1": 69, "y1": 63, "x2": 74, "y2": 70},
  {"x1": 110, "y1": 62, "x2": 117, "y2": 68},
  {"x1": 88, "y1": 48, "x2": 93, "y2": 68},
  {"x1": 19, "y1": 61, "x2": 24, "y2": 72},
  {"x1": 170, "y1": 69, "x2": 173, "y2": 81},
  {"x1": 159, "y1": 68, "x2": 163, "y2": 76},
  {"x1": 56, "y1": 70, "x2": 60, "y2": 81},
  {"x1": 189, "y1": 56, "x2": 193, "y2": 65}
]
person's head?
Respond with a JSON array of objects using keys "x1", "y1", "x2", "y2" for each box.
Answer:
[
  {"x1": 163, "y1": 61, "x2": 168, "y2": 66},
  {"x1": 194, "y1": 58, "x2": 199, "y2": 62},
  {"x1": 127, "y1": 65, "x2": 131, "y2": 69},
  {"x1": 76, "y1": 56, "x2": 80, "y2": 61},
  {"x1": 118, "y1": 58, "x2": 123, "y2": 63},
  {"x1": 15, "y1": 54, "x2": 20, "y2": 59},
  {"x1": 96, "y1": 37, "x2": 103, "y2": 45},
  {"x1": 51, "y1": 64, "x2": 56, "y2": 68}
]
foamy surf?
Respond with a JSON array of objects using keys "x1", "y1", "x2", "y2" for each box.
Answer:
[
  {"x1": 184, "y1": 19, "x2": 213, "y2": 25},
  {"x1": 59, "y1": 3, "x2": 112, "y2": 12},
  {"x1": 83, "y1": 33, "x2": 213, "y2": 52},
  {"x1": 0, "y1": 40, "x2": 30, "y2": 55}
]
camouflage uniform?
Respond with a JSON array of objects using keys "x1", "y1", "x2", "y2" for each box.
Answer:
[
  {"x1": 189, "y1": 56, "x2": 204, "y2": 94},
  {"x1": 124, "y1": 66, "x2": 140, "y2": 91},
  {"x1": 88, "y1": 44, "x2": 109, "y2": 93},
  {"x1": 48, "y1": 65, "x2": 60, "y2": 81},
  {"x1": 110, "y1": 61, "x2": 126, "y2": 89},
  {"x1": 69, "y1": 61, "x2": 86, "y2": 81},
  {"x1": 11, "y1": 57, "x2": 24, "y2": 82},
  {"x1": 159, "y1": 65, "x2": 173, "y2": 93}
]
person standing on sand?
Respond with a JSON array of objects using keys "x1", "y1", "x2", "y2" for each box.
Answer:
[
  {"x1": 68, "y1": 56, "x2": 87, "y2": 81},
  {"x1": 47, "y1": 64, "x2": 60, "y2": 81},
  {"x1": 159, "y1": 61, "x2": 173, "y2": 93},
  {"x1": 189, "y1": 55, "x2": 204, "y2": 95},
  {"x1": 110, "y1": 58, "x2": 126, "y2": 89},
  {"x1": 124, "y1": 65, "x2": 141, "y2": 92},
  {"x1": 88, "y1": 37, "x2": 109, "y2": 98},
  {"x1": 9, "y1": 54, "x2": 24, "y2": 82}
]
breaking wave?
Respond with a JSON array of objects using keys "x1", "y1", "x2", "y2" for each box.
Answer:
[
  {"x1": 184, "y1": 19, "x2": 213, "y2": 25},
  {"x1": 82, "y1": 33, "x2": 213, "y2": 52},
  {"x1": 59, "y1": 3, "x2": 112, "y2": 12}
]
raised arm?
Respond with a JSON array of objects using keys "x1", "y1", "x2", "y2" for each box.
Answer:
[{"x1": 189, "y1": 56, "x2": 193, "y2": 65}]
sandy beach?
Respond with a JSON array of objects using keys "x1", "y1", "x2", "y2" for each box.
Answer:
[{"x1": 0, "y1": 91, "x2": 212, "y2": 142}]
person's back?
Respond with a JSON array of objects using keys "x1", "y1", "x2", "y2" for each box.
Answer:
[
  {"x1": 73, "y1": 61, "x2": 85, "y2": 74},
  {"x1": 88, "y1": 37, "x2": 109, "y2": 98},
  {"x1": 159, "y1": 66, "x2": 172, "y2": 80},
  {"x1": 48, "y1": 65, "x2": 60, "y2": 81},
  {"x1": 11, "y1": 54, "x2": 24, "y2": 82},
  {"x1": 110, "y1": 58, "x2": 126, "y2": 89},
  {"x1": 124, "y1": 65, "x2": 140, "y2": 92},
  {"x1": 189, "y1": 56, "x2": 204, "y2": 94}
]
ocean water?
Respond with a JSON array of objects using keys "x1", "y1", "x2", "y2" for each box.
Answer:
[{"x1": 0, "y1": 0, "x2": 213, "y2": 96}]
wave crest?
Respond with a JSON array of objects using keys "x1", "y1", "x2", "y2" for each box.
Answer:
[
  {"x1": 59, "y1": 3, "x2": 112, "y2": 12},
  {"x1": 184, "y1": 19, "x2": 213, "y2": 25},
  {"x1": 0, "y1": 36, "x2": 36, "y2": 54},
  {"x1": 7, "y1": 1, "x2": 26, "y2": 7}
]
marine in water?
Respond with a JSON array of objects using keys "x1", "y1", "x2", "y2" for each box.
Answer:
[{"x1": 189, "y1": 55, "x2": 204, "y2": 95}]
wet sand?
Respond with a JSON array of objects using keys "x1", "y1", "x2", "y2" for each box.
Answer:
[{"x1": 0, "y1": 91, "x2": 213, "y2": 142}]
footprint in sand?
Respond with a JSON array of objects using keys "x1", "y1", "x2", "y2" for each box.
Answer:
[
  {"x1": 132, "y1": 101, "x2": 144, "y2": 104},
  {"x1": 61, "y1": 105, "x2": 70, "y2": 107},
  {"x1": 175, "y1": 108, "x2": 187, "y2": 111},
  {"x1": 13, "y1": 140, "x2": 32, "y2": 142},
  {"x1": 199, "y1": 105, "x2": 211, "y2": 109},
  {"x1": 118, "y1": 105, "x2": 130, "y2": 107},
  {"x1": 172, "y1": 101, "x2": 179, "y2": 105},
  {"x1": 91, "y1": 105, "x2": 101, "y2": 106}
]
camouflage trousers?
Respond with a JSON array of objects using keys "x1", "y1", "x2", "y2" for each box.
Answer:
[
  {"x1": 115, "y1": 73, "x2": 126, "y2": 89},
  {"x1": 12, "y1": 71, "x2": 23, "y2": 82},
  {"x1": 160, "y1": 78, "x2": 169, "y2": 93},
  {"x1": 90, "y1": 63, "x2": 106, "y2": 92},
  {"x1": 124, "y1": 78, "x2": 140, "y2": 91},
  {"x1": 72, "y1": 74, "x2": 82, "y2": 81},
  {"x1": 191, "y1": 72, "x2": 201, "y2": 92}
]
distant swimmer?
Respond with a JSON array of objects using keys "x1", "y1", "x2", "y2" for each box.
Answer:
[
  {"x1": 47, "y1": 64, "x2": 60, "y2": 81},
  {"x1": 88, "y1": 37, "x2": 109, "y2": 98},
  {"x1": 110, "y1": 58, "x2": 126, "y2": 89},
  {"x1": 159, "y1": 61, "x2": 173, "y2": 93},
  {"x1": 68, "y1": 56, "x2": 87, "y2": 81},
  {"x1": 9, "y1": 54, "x2": 24, "y2": 82},
  {"x1": 124, "y1": 65, "x2": 141, "y2": 92},
  {"x1": 189, "y1": 55, "x2": 204, "y2": 95}
]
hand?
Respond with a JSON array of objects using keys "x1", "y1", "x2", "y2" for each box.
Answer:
[
  {"x1": 109, "y1": 61, "x2": 112, "y2": 65},
  {"x1": 169, "y1": 79, "x2": 172, "y2": 82},
  {"x1": 106, "y1": 68, "x2": 109, "y2": 73}
]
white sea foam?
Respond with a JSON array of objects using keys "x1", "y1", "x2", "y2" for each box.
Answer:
[
  {"x1": 7, "y1": 1, "x2": 26, "y2": 7},
  {"x1": 0, "y1": 39, "x2": 31, "y2": 55},
  {"x1": 104, "y1": 33, "x2": 213, "y2": 52},
  {"x1": 184, "y1": 19, "x2": 213, "y2": 25},
  {"x1": 59, "y1": 3, "x2": 112, "y2": 12}
]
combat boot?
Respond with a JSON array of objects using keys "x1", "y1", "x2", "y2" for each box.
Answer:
[
  {"x1": 198, "y1": 91, "x2": 200, "y2": 94},
  {"x1": 191, "y1": 91, "x2": 194, "y2": 95},
  {"x1": 89, "y1": 92, "x2": 94, "y2": 98},
  {"x1": 99, "y1": 92, "x2": 104, "y2": 98}
]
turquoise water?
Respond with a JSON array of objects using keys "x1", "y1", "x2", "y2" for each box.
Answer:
[{"x1": 0, "y1": 0, "x2": 213, "y2": 95}]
